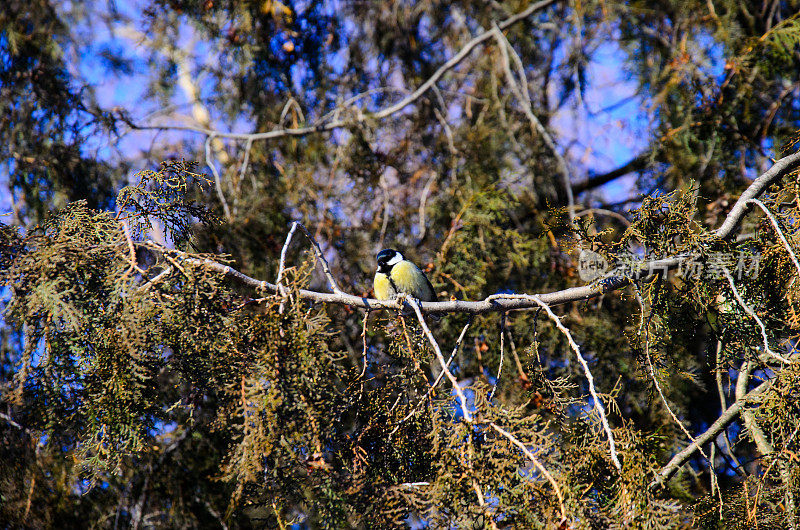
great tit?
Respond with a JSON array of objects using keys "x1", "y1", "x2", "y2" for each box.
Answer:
[{"x1": 374, "y1": 248, "x2": 437, "y2": 302}]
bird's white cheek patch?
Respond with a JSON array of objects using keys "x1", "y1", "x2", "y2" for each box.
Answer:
[{"x1": 386, "y1": 254, "x2": 403, "y2": 266}]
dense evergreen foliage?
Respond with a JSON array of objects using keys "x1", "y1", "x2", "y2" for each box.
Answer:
[{"x1": 3, "y1": 0, "x2": 800, "y2": 527}]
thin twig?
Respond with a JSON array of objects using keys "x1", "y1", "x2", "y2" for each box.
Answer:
[
  {"x1": 417, "y1": 171, "x2": 438, "y2": 244},
  {"x1": 532, "y1": 295, "x2": 621, "y2": 470},
  {"x1": 504, "y1": 322, "x2": 529, "y2": 382},
  {"x1": 489, "y1": 422, "x2": 567, "y2": 524},
  {"x1": 390, "y1": 315, "x2": 474, "y2": 435},
  {"x1": 123, "y1": 0, "x2": 559, "y2": 142},
  {"x1": 493, "y1": 25, "x2": 575, "y2": 223},
  {"x1": 360, "y1": 310, "x2": 370, "y2": 378},
  {"x1": 119, "y1": 220, "x2": 145, "y2": 275},
  {"x1": 572, "y1": 207, "x2": 631, "y2": 227},
  {"x1": 745, "y1": 198, "x2": 800, "y2": 277},
  {"x1": 489, "y1": 313, "x2": 506, "y2": 400},
  {"x1": 431, "y1": 316, "x2": 474, "y2": 391},
  {"x1": 138, "y1": 266, "x2": 173, "y2": 292},
  {"x1": 722, "y1": 268, "x2": 793, "y2": 363},
  {"x1": 634, "y1": 284, "x2": 718, "y2": 500},
  {"x1": 276, "y1": 222, "x2": 300, "y2": 295},
  {"x1": 404, "y1": 296, "x2": 472, "y2": 422},
  {"x1": 635, "y1": 285, "x2": 711, "y2": 455},
  {"x1": 734, "y1": 358, "x2": 797, "y2": 529},
  {"x1": 293, "y1": 222, "x2": 344, "y2": 295},
  {"x1": 233, "y1": 137, "x2": 254, "y2": 216},
  {"x1": 378, "y1": 175, "x2": 390, "y2": 248},
  {"x1": 205, "y1": 134, "x2": 232, "y2": 221},
  {"x1": 715, "y1": 339, "x2": 746, "y2": 475},
  {"x1": 0, "y1": 411, "x2": 24, "y2": 431},
  {"x1": 652, "y1": 377, "x2": 774, "y2": 488}
]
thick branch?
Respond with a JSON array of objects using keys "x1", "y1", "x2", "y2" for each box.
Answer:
[
  {"x1": 715, "y1": 151, "x2": 800, "y2": 239},
  {"x1": 572, "y1": 153, "x2": 650, "y2": 194},
  {"x1": 149, "y1": 151, "x2": 800, "y2": 315}
]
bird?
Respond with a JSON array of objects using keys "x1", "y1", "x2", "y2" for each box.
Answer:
[{"x1": 373, "y1": 248, "x2": 437, "y2": 303}]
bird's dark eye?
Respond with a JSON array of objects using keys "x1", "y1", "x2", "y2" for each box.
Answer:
[{"x1": 376, "y1": 249, "x2": 396, "y2": 265}]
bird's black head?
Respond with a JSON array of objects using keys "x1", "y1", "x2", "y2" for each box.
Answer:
[{"x1": 376, "y1": 248, "x2": 402, "y2": 274}]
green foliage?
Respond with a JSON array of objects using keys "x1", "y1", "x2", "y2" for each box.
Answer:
[
  {"x1": 117, "y1": 160, "x2": 217, "y2": 246},
  {"x1": 4, "y1": 0, "x2": 800, "y2": 527}
]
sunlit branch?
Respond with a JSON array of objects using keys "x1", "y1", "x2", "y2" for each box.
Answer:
[
  {"x1": 722, "y1": 268, "x2": 794, "y2": 364},
  {"x1": 745, "y1": 198, "x2": 800, "y2": 277},
  {"x1": 391, "y1": 315, "x2": 474, "y2": 435},
  {"x1": 146, "y1": 151, "x2": 800, "y2": 316},
  {"x1": 652, "y1": 377, "x2": 774, "y2": 488},
  {"x1": 276, "y1": 222, "x2": 299, "y2": 296},
  {"x1": 528, "y1": 295, "x2": 621, "y2": 470},
  {"x1": 403, "y1": 296, "x2": 473, "y2": 423},
  {"x1": 633, "y1": 285, "x2": 715, "y2": 490},
  {"x1": 205, "y1": 134, "x2": 232, "y2": 221},
  {"x1": 432, "y1": 315, "x2": 473, "y2": 392},
  {"x1": 489, "y1": 422, "x2": 567, "y2": 524},
  {"x1": 360, "y1": 310, "x2": 370, "y2": 378},
  {"x1": 715, "y1": 151, "x2": 800, "y2": 239},
  {"x1": 489, "y1": 312, "x2": 506, "y2": 401}
]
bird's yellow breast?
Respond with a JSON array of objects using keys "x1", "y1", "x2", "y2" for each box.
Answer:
[{"x1": 373, "y1": 271, "x2": 394, "y2": 300}]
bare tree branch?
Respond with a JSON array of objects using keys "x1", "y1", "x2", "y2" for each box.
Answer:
[
  {"x1": 141, "y1": 152, "x2": 800, "y2": 318},
  {"x1": 722, "y1": 268, "x2": 793, "y2": 364},
  {"x1": 493, "y1": 25, "x2": 575, "y2": 222},
  {"x1": 489, "y1": 422, "x2": 567, "y2": 524},
  {"x1": 404, "y1": 296, "x2": 473, "y2": 423},
  {"x1": 572, "y1": 153, "x2": 650, "y2": 194},
  {"x1": 391, "y1": 315, "x2": 475, "y2": 435},
  {"x1": 531, "y1": 295, "x2": 621, "y2": 470},
  {"x1": 205, "y1": 134, "x2": 232, "y2": 221},
  {"x1": 121, "y1": 0, "x2": 559, "y2": 143},
  {"x1": 745, "y1": 198, "x2": 800, "y2": 277},
  {"x1": 715, "y1": 151, "x2": 800, "y2": 239},
  {"x1": 276, "y1": 222, "x2": 300, "y2": 294},
  {"x1": 651, "y1": 377, "x2": 774, "y2": 488},
  {"x1": 489, "y1": 312, "x2": 506, "y2": 401},
  {"x1": 634, "y1": 284, "x2": 717, "y2": 497}
]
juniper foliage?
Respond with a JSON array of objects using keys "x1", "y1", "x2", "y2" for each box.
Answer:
[{"x1": 3, "y1": 0, "x2": 800, "y2": 528}]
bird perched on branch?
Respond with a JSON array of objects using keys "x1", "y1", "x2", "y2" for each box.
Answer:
[{"x1": 374, "y1": 248, "x2": 437, "y2": 302}]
